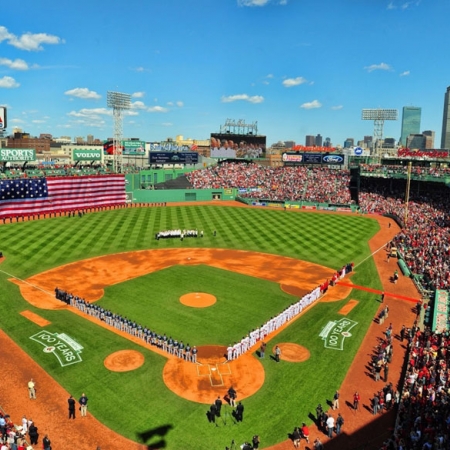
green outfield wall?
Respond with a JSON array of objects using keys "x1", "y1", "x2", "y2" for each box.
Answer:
[
  {"x1": 128, "y1": 188, "x2": 236, "y2": 203},
  {"x1": 126, "y1": 168, "x2": 197, "y2": 190}
]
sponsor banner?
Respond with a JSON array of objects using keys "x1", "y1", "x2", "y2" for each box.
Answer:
[
  {"x1": 149, "y1": 142, "x2": 192, "y2": 152},
  {"x1": 30, "y1": 330, "x2": 83, "y2": 366},
  {"x1": 72, "y1": 149, "x2": 102, "y2": 161},
  {"x1": 0, "y1": 148, "x2": 36, "y2": 162},
  {"x1": 303, "y1": 153, "x2": 323, "y2": 164},
  {"x1": 301, "y1": 205, "x2": 317, "y2": 210},
  {"x1": 282, "y1": 153, "x2": 303, "y2": 163},
  {"x1": 123, "y1": 140, "x2": 145, "y2": 155},
  {"x1": 282, "y1": 152, "x2": 344, "y2": 165},
  {"x1": 224, "y1": 189, "x2": 233, "y2": 195},
  {"x1": 251, "y1": 202, "x2": 267, "y2": 207},
  {"x1": 0, "y1": 106, "x2": 6, "y2": 129},
  {"x1": 267, "y1": 202, "x2": 283, "y2": 208},
  {"x1": 322, "y1": 154, "x2": 344, "y2": 164},
  {"x1": 354, "y1": 146, "x2": 363, "y2": 156},
  {"x1": 125, "y1": 192, "x2": 133, "y2": 203},
  {"x1": 319, "y1": 318, "x2": 358, "y2": 350},
  {"x1": 149, "y1": 152, "x2": 198, "y2": 165}
]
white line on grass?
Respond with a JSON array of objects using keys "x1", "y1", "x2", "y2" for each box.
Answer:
[
  {"x1": 354, "y1": 241, "x2": 388, "y2": 269},
  {"x1": 0, "y1": 268, "x2": 54, "y2": 297}
]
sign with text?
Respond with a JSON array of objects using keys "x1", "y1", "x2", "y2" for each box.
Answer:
[
  {"x1": 319, "y1": 318, "x2": 357, "y2": 350},
  {"x1": 72, "y1": 149, "x2": 102, "y2": 161},
  {"x1": 123, "y1": 140, "x2": 145, "y2": 155},
  {"x1": 0, "y1": 148, "x2": 36, "y2": 162},
  {"x1": 149, "y1": 151, "x2": 198, "y2": 165},
  {"x1": 30, "y1": 330, "x2": 83, "y2": 367}
]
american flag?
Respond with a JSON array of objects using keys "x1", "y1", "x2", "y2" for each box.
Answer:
[{"x1": 0, "y1": 175, "x2": 126, "y2": 218}]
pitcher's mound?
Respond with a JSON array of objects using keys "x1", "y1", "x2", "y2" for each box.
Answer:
[
  {"x1": 180, "y1": 292, "x2": 216, "y2": 307},
  {"x1": 104, "y1": 350, "x2": 145, "y2": 372},
  {"x1": 277, "y1": 343, "x2": 310, "y2": 362}
]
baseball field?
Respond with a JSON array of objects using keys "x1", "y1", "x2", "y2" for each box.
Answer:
[{"x1": 0, "y1": 203, "x2": 385, "y2": 449}]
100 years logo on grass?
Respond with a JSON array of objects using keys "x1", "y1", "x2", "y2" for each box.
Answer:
[
  {"x1": 319, "y1": 318, "x2": 358, "y2": 351},
  {"x1": 30, "y1": 330, "x2": 83, "y2": 366}
]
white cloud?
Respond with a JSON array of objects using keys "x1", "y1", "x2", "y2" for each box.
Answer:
[
  {"x1": 176, "y1": 101, "x2": 184, "y2": 107},
  {"x1": 64, "y1": 88, "x2": 101, "y2": 100},
  {"x1": 387, "y1": 2, "x2": 396, "y2": 9},
  {"x1": 400, "y1": 70, "x2": 410, "y2": 77},
  {"x1": 131, "y1": 101, "x2": 147, "y2": 110},
  {"x1": 148, "y1": 106, "x2": 169, "y2": 113},
  {"x1": 162, "y1": 122, "x2": 173, "y2": 127},
  {"x1": 0, "y1": 26, "x2": 63, "y2": 51},
  {"x1": 237, "y1": 0, "x2": 287, "y2": 6},
  {"x1": 32, "y1": 119, "x2": 46, "y2": 123},
  {"x1": 238, "y1": 0, "x2": 270, "y2": 6},
  {"x1": 221, "y1": 94, "x2": 264, "y2": 103},
  {"x1": 300, "y1": 100, "x2": 322, "y2": 109},
  {"x1": 67, "y1": 108, "x2": 110, "y2": 119},
  {"x1": 0, "y1": 76, "x2": 20, "y2": 88},
  {"x1": 331, "y1": 105, "x2": 343, "y2": 110},
  {"x1": 364, "y1": 62, "x2": 392, "y2": 72},
  {"x1": 282, "y1": 77, "x2": 308, "y2": 88},
  {"x1": 0, "y1": 58, "x2": 30, "y2": 70},
  {"x1": 132, "y1": 91, "x2": 145, "y2": 98}
]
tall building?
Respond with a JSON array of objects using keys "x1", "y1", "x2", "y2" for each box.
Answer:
[
  {"x1": 305, "y1": 135, "x2": 315, "y2": 146},
  {"x1": 315, "y1": 134, "x2": 323, "y2": 146},
  {"x1": 423, "y1": 130, "x2": 435, "y2": 149},
  {"x1": 441, "y1": 86, "x2": 450, "y2": 149},
  {"x1": 344, "y1": 138, "x2": 354, "y2": 148},
  {"x1": 400, "y1": 106, "x2": 421, "y2": 145}
]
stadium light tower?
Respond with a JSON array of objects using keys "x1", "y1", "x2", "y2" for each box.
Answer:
[
  {"x1": 107, "y1": 91, "x2": 131, "y2": 173},
  {"x1": 362, "y1": 109, "x2": 398, "y2": 156}
]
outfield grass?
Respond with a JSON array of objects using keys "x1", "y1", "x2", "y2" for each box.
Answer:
[{"x1": 0, "y1": 206, "x2": 382, "y2": 449}]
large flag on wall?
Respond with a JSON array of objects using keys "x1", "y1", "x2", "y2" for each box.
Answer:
[{"x1": 0, "y1": 175, "x2": 126, "y2": 218}]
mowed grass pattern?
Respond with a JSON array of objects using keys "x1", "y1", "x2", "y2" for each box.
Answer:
[{"x1": 0, "y1": 205, "x2": 382, "y2": 449}]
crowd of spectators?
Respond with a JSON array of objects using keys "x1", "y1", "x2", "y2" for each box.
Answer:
[
  {"x1": 358, "y1": 179, "x2": 450, "y2": 293},
  {"x1": 384, "y1": 326, "x2": 450, "y2": 450},
  {"x1": 186, "y1": 162, "x2": 352, "y2": 204},
  {"x1": 0, "y1": 408, "x2": 34, "y2": 449}
]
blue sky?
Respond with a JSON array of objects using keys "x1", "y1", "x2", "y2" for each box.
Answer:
[{"x1": 1, "y1": 0, "x2": 449, "y2": 147}]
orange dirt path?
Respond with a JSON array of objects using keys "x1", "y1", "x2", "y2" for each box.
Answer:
[
  {"x1": 20, "y1": 310, "x2": 51, "y2": 327},
  {"x1": 338, "y1": 299, "x2": 359, "y2": 316}
]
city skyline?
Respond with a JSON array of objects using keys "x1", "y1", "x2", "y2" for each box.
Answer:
[{"x1": 1, "y1": 0, "x2": 449, "y2": 147}]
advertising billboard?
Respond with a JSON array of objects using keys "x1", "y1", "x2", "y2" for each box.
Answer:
[
  {"x1": 210, "y1": 133, "x2": 266, "y2": 159},
  {"x1": 149, "y1": 152, "x2": 199, "y2": 165},
  {"x1": 72, "y1": 149, "x2": 102, "y2": 161},
  {"x1": 282, "y1": 152, "x2": 344, "y2": 165},
  {"x1": 123, "y1": 140, "x2": 145, "y2": 155},
  {"x1": 0, "y1": 107, "x2": 6, "y2": 130},
  {"x1": 0, "y1": 148, "x2": 36, "y2": 162},
  {"x1": 149, "y1": 142, "x2": 193, "y2": 152}
]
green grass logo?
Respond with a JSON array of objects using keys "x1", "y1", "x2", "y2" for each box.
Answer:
[
  {"x1": 30, "y1": 331, "x2": 83, "y2": 367},
  {"x1": 319, "y1": 318, "x2": 358, "y2": 351}
]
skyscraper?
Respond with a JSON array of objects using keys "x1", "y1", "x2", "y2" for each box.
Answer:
[
  {"x1": 441, "y1": 86, "x2": 450, "y2": 149},
  {"x1": 305, "y1": 135, "x2": 315, "y2": 146},
  {"x1": 400, "y1": 106, "x2": 421, "y2": 146}
]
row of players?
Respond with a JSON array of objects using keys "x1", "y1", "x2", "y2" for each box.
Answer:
[
  {"x1": 155, "y1": 229, "x2": 204, "y2": 239},
  {"x1": 55, "y1": 288, "x2": 199, "y2": 362},
  {"x1": 227, "y1": 285, "x2": 322, "y2": 360}
]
